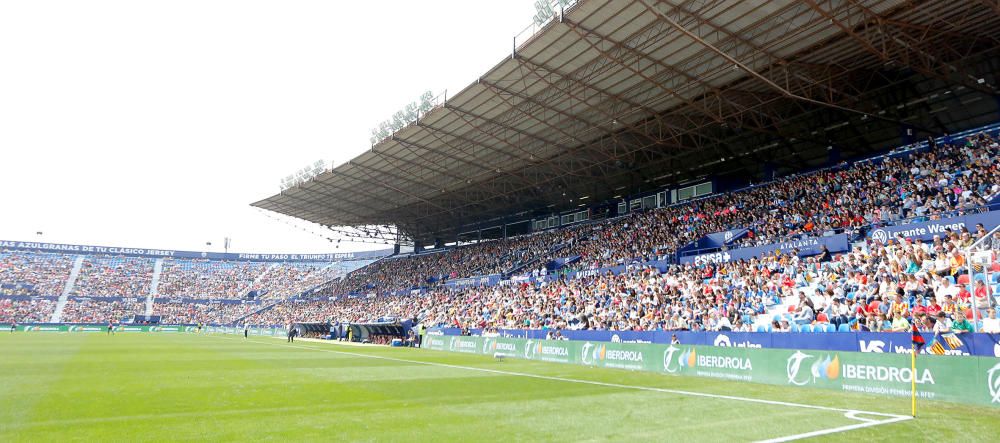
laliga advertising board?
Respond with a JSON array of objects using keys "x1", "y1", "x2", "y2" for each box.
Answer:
[{"x1": 424, "y1": 336, "x2": 1000, "y2": 407}]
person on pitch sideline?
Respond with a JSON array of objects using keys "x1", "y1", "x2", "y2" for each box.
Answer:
[
  {"x1": 107, "y1": 321, "x2": 115, "y2": 335},
  {"x1": 10, "y1": 322, "x2": 16, "y2": 333},
  {"x1": 244, "y1": 324, "x2": 249, "y2": 339}
]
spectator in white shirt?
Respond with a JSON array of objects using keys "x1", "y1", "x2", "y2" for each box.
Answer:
[
  {"x1": 935, "y1": 278, "x2": 959, "y2": 304},
  {"x1": 828, "y1": 298, "x2": 849, "y2": 328},
  {"x1": 714, "y1": 313, "x2": 733, "y2": 331},
  {"x1": 932, "y1": 311, "x2": 952, "y2": 334},
  {"x1": 982, "y1": 308, "x2": 1000, "y2": 333}
]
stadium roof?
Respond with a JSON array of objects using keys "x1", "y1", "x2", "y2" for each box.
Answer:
[{"x1": 253, "y1": 0, "x2": 1000, "y2": 244}]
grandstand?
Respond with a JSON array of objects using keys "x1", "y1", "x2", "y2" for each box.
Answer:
[
  {"x1": 0, "y1": 251, "x2": 74, "y2": 296},
  {"x1": 5, "y1": 1, "x2": 1000, "y2": 440},
  {"x1": 3, "y1": 0, "x2": 999, "y2": 334},
  {"x1": 0, "y1": 242, "x2": 384, "y2": 325},
  {"x1": 246, "y1": 0, "x2": 1000, "y2": 336},
  {"x1": 71, "y1": 256, "x2": 154, "y2": 297},
  {"x1": 157, "y1": 259, "x2": 269, "y2": 299}
]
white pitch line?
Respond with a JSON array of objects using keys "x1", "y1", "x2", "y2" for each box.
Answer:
[
  {"x1": 216, "y1": 334, "x2": 913, "y2": 441},
  {"x1": 843, "y1": 410, "x2": 879, "y2": 423},
  {"x1": 755, "y1": 415, "x2": 913, "y2": 443}
]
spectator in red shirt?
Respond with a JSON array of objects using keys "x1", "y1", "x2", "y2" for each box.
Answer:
[{"x1": 956, "y1": 284, "x2": 972, "y2": 302}]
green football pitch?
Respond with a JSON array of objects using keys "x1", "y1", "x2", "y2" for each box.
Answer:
[{"x1": 1, "y1": 333, "x2": 997, "y2": 442}]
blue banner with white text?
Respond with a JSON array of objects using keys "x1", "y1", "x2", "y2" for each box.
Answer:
[
  {"x1": 443, "y1": 274, "x2": 502, "y2": 289},
  {"x1": 0, "y1": 239, "x2": 392, "y2": 262},
  {"x1": 700, "y1": 228, "x2": 749, "y2": 249},
  {"x1": 867, "y1": 211, "x2": 1000, "y2": 244},
  {"x1": 679, "y1": 233, "x2": 849, "y2": 265}
]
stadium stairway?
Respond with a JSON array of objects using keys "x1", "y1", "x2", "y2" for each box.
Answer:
[
  {"x1": 233, "y1": 263, "x2": 343, "y2": 324},
  {"x1": 232, "y1": 301, "x2": 278, "y2": 325},
  {"x1": 145, "y1": 258, "x2": 163, "y2": 316},
  {"x1": 244, "y1": 264, "x2": 276, "y2": 297},
  {"x1": 50, "y1": 255, "x2": 85, "y2": 322},
  {"x1": 504, "y1": 243, "x2": 568, "y2": 277},
  {"x1": 299, "y1": 262, "x2": 340, "y2": 297}
]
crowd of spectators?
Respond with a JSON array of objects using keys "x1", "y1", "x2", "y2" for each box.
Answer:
[
  {"x1": 154, "y1": 301, "x2": 259, "y2": 325},
  {"x1": 314, "y1": 133, "x2": 999, "y2": 298},
  {"x1": 729, "y1": 136, "x2": 999, "y2": 248},
  {"x1": 314, "y1": 230, "x2": 573, "y2": 297},
  {"x1": 251, "y1": 263, "x2": 347, "y2": 299},
  {"x1": 59, "y1": 298, "x2": 145, "y2": 323},
  {"x1": 242, "y1": 297, "x2": 406, "y2": 326},
  {"x1": 247, "y1": 217, "x2": 1000, "y2": 334},
  {"x1": 483, "y1": 231, "x2": 574, "y2": 275},
  {"x1": 2, "y1": 132, "x2": 999, "y2": 329},
  {"x1": 157, "y1": 259, "x2": 267, "y2": 299},
  {"x1": 250, "y1": 261, "x2": 781, "y2": 331},
  {"x1": 0, "y1": 252, "x2": 74, "y2": 296},
  {"x1": 0, "y1": 252, "x2": 370, "y2": 323},
  {"x1": 71, "y1": 256, "x2": 154, "y2": 296},
  {"x1": 547, "y1": 133, "x2": 999, "y2": 273},
  {"x1": 0, "y1": 298, "x2": 56, "y2": 323},
  {"x1": 315, "y1": 247, "x2": 503, "y2": 297},
  {"x1": 776, "y1": 225, "x2": 1000, "y2": 333}
]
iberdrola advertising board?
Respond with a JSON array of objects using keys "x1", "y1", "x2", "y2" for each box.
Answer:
[{"x1": 424, "y1": 335, "x2": 1000, "y2": 408}]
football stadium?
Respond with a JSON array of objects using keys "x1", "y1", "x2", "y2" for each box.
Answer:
[{"x1": 4, "y1": 0, "x2": 1000, "y2": 441}]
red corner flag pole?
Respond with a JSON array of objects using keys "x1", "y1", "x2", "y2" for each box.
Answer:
[
  {"x1": 911, "y1": 343, "x2": 917, "y2": 417},
  {"x1": 910, "y1": 321, "x2": 924, "y2": 418}
]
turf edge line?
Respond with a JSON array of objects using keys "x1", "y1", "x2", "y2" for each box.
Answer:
[{"x1": 223, "y1": 335, "x2": 914, "y2": 441}]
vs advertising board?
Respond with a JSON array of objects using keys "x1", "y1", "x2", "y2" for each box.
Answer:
[{"x1": 424, "y1": 335, "x2": 1000, "y2": 407}]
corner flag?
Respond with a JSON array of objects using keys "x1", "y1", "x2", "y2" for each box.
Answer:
[
  {"x1": 910, "y1": 322, "x2": 923, "y2": 418},
  {"x1": 910, "y1": 322, "x2": 925, "y2": 349}
]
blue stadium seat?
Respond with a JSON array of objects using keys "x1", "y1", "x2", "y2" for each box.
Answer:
[
  {"x1": 945, "y1": 275, "x2": 955, "y2": 285},
  {"x1": 797, "y1": 324, "x2": 809, "y2": 333},
  {"x1": 825, "y1": 324, "x2": 836, "y2": 332},
  {"x1": 837, "y1": 324, "x2": 850, "y2": 332},
  {"x1": 973, "y1": 273, "x2": 987, "y2": 283},
  {"x1": 756, "y1": 325, "x2": 767, "y2": 333}
]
